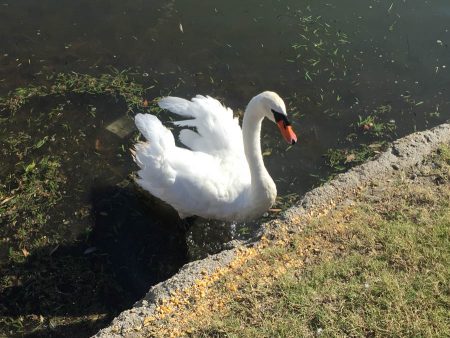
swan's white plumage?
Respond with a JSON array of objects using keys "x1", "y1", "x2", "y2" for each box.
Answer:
[
  {"x1": 133, "y1": 91, "x2": 293, "y2": 221},
  {"x1": 134, "y1": 95, "x2": 252, "y2": 220}
]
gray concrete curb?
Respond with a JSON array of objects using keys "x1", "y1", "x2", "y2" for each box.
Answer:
[{"x1": 94, "y1": 122, "x2": 450, "y2": 337}]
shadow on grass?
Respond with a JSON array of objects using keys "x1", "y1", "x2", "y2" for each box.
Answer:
[{"x1": 0, "y1": 185, "x2": 188, "y2": 337}]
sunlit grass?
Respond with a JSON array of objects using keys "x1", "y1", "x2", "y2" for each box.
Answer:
[
  {"x1": 144, "y1": 145, "x2": 450, "y2": 337},
  {"x1": 209, "y1": 204, "x2": 449, "y2": 337},
  {"x1": 203, "y1": 146, "x2": 450, "y2": 337}
]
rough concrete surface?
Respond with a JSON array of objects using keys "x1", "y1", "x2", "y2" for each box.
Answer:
[{"x1": 94, "y1": 122, "x2": 450, "y2": 337}]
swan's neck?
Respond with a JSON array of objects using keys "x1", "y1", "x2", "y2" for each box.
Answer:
[{"x1": 242, "y1": 101, "x2": 276, "y2": 202}]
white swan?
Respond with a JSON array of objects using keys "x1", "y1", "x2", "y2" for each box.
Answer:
[{"x1": 132, "y1": 91, "x2": 297, "y2": 221}]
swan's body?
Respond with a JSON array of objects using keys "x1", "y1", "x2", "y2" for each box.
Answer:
[{"x1": 132, "y1": 91, "x2": 297, "y2": 221}]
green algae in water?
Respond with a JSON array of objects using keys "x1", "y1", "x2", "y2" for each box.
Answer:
[
  {"x1": 0, "y1": 69, "x2": 187, "y2": 337},
  {"x1": 0, "y1": 69, "x2": 153, "y2": 114}
]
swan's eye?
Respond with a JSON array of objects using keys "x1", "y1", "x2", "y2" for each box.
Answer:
[{"x1": 271, "y1": 109, "x2": 291, "y2": 126}]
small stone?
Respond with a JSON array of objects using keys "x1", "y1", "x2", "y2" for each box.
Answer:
[{"x1": 392, "y1": 164, "x2": 400, "y2": 170}]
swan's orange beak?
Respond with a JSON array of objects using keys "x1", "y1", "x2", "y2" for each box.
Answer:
[{"x1": 277, "y1": 120, "x2": 297, "y2": 145}]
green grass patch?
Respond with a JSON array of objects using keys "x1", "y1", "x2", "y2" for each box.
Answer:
[{"x1": 193, "y1": 146, "x2": 450, "y2": 338}]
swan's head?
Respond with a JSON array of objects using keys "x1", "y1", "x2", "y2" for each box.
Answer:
[{"x1": 255, "y1": 91, "x2": 297, "y2": 145}]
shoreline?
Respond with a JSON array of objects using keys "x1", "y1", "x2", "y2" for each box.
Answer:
[{"x1": 94, "y1": 121, "x2": 450, "y2": 337}]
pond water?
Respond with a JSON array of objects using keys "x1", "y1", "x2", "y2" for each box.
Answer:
[{"x1": 1, "y1": 0, "x2": 449, "y2": 336}]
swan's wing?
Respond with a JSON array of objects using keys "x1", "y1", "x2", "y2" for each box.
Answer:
[
  {"x1": 158, "y1": 95, "x2": 244, "y2": 157},
  {"x1": 133, "y1": 113, "x2": 251, "y2": 219}
]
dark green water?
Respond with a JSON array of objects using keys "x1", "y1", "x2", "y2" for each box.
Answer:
[{"x1": 0, "y1": 0, "x2": 449, "y2": 336}]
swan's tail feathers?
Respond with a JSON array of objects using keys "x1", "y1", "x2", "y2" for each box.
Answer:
[
  {"x1": 135, "y1": 113, "x2": 161, "y2": 140},
  {"x1": 133, "y1": 140, "x2": 176, "y2": 196},
  {"x1": 133, "y1": 113, "x2": 176, "y2": 172},
  {"x1": 133, "y1": 113, "x2": 177, "y2": 197},
  {"x1": 134, "y1": 113, "x2": 175, "y2": 151}
]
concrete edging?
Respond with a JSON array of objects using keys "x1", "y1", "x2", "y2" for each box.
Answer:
[{"x1": 94, "y1": 122, "x2": 450, "y2": 337}]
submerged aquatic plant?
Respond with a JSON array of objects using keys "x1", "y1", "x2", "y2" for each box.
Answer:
[
  {"x1": 0, "y1": 69, "x2": 155, "y2": 114},
  {"x1": 354, "y1": 115, "x2": 396, "y2": 137},
  {"x1": 0, "y1": 69, "x2": 156, "y2": 257},
  {"x1": 352, "y1": 104, "x2": 396, "y2": 137},
  {"x1": 289, "y1": 9, "x2": 353, "y2": 106},
  {"x1": 325, "y1": 142, "x2": 387, "y2": 174},
  {"x1": 0, "y1": 155, "x2": 66, "y2": 262},
  {"x1": 0, "y1": 69, "x2": 162, "y2": 336},
  {"x1": 325, "y1": 103, "x2": 397, "y2": 175}
]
